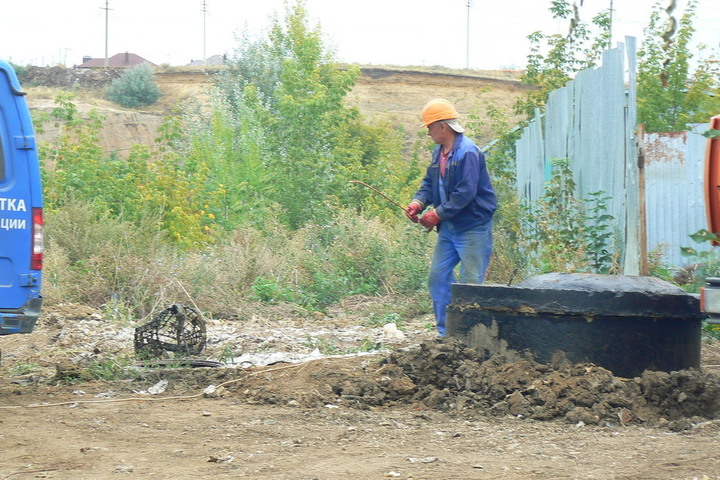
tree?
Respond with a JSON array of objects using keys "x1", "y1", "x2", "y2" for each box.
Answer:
[
  {"x1": 637, "y1": 0, "x2": 720, "y2": 132},
  {"x1": 105, "y1": 63, "x2": 160, "y2": 108},
  {"x1": 517, "y1": 0, "x2": 612, "y2": 116},
  {"x1": 206, "y1": 0, "x2": 407, "y2": 230}
]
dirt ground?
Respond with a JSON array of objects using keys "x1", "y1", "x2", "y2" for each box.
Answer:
[{"x1": 2, "y1": 302, "x2": 720, "y2": 480}]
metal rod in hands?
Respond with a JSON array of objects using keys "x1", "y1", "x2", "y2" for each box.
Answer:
[{"x1": 349, "y1": 180, "x2": 408, "y2": 213}]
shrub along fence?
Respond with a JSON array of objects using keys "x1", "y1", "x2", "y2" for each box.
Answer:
[{"x1": 515, "y1": 39, "x2": 642, "y2": 273}]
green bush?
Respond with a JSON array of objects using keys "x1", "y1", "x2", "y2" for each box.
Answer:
[
  {"x1": 105, "y1": 63, "x2": 160, "y2": 108},
  {"x1": 8, "y1": 61, "x2": 28, "y2": 82}
]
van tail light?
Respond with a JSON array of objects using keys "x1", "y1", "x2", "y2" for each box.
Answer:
[{"x1": 31, "y1": 207, "x2": 43, "y2": 270}]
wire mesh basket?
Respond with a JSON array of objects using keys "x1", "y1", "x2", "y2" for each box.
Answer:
[{"x1": 134, "y1": 304, "x2": 206, "y2": 359}]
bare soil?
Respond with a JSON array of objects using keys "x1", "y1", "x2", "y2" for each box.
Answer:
[{"x1": 2, "y1": 302, "x2": 720, "y2": 480}]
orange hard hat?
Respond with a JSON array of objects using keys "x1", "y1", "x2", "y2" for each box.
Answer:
[{"x1": 420, "y1": 99, "x2": 460, "y2": 127}]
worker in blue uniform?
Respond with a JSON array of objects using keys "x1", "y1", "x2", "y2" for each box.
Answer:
[{"x1": 406, "y1": 99, "x2": 497, "y2": 336}]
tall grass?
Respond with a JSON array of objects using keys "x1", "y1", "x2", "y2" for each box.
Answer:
[{"x1": 43, "y1": 203, "x2": 434, "y2": 321}]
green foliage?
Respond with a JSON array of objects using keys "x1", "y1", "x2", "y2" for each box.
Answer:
[
  {"x1": 681, "y1": 229, "x2": 719, "y2": 259},
  {"x1": 362, "y1": 312, "x2": 403, "y2": 328},
  {"x1": 517, "y1": 0, "x2": 612, "y2": 116},
  {"x1": 646, "y1": 245, "x2": 674, "y2": 282},
  {"x1": 703, "y1": 323, "x2": 720, "y2": 342},
  {"x1": 520, "y1": 0, "x2": 720, "y2": 132},
  {"x1": 80, "y1": 356, "x2": 140, "y2": 382},
  {"x1": 42, "y1": 200, "x2": 167, "y2": 310},
  {"x1": 678, "y1": 229, "x2": 720, "y2": 293},
  {"x1": 8, "y1": 61, "x2": 28, "y2": 82},
  {"x1": 251, "y1": 276, "x2": 301, "y2": 304},
  {"x1": 583, "y1": 191, "x2": 617, "y2": 273},
  {"x1": 36, "y1": 93, "x2": 220, "y2": 248},
  {"x1": 30, "y1": 1, "x2": 429, "y2": 323},
  {"x1": 467, "y1": 99, "x2": 519, "y2": 182},
  {"x1": 3, "y1": 361, "x2": 38, "y2": 376},
  {"x1": 105, "y1": 63, "x2": 160, "y2": 108},
  {"x1": 207, "y1": 0, "x2": 409, "y2": 230},
  {"x1": 525, "y1": 158, "x2": 588, "y2": 272},
  {"x1": 36, "y1": 93, "x2": 104, "y2": 209},
  {"x1": 42, "y1": 203, "x2": 433, "y2": 317},
  {"x1": 38, "y1": 0, "x2": 720, "y2": 321},
  {"x1": 521, "y1": 159, "x2": 618, "y2": 275},
  {"x1": 286, "y1": 210, "x2": 432, "y2": 309},
  {"x1": 218, "y1": 30, "x2": 283, "y2": 105},
  {"x1": 38, "y1": 1, "x2": 420, "y2": 253},
  {"x1": 637, "y1": 0, "x2": 720, "y2": 132},
  {"x1": 492, "y1": 1, "x2": 620, "y2": 280},
  {"x1": 303, "y1": 335, "x2": 342, "y2": 355},
  {"x1": 459, "y1": 100, "x2": 620, "y2": 282},
  {"x1": 216, "y1": 345, "x2": 236, "y2": 365},
  {"x1": 505, "y1": 0, "x2": 720, "y2": 279}
]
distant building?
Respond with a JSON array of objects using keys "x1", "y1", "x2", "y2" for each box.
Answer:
[
  {"x1": 76, "y1": 52, "x2": 156, "y2": 69},
  {"x1": 188, "y1": 54, "x2": 228, "y2": 67}
]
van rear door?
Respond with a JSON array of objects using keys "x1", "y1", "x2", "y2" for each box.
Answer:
[{"x1": 0, "y1": 60, "x2": 43, "y2": 334}]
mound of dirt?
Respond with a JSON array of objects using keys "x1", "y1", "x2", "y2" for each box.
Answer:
[
  {"x1": 384, "y1": 340, "x2": 720, "y2": 429},
  {"x1": 223, "y1": 339, "x2": 720, "y2": 432},
  {"x1": 23, "y1": 66, "x2": 121, "y2": 89}
]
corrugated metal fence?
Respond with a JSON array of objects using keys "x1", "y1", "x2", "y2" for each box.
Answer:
[
  {"x1": 643, "y1": 124, "x2": 711, "y2": 268},
  {"x1": 515, "y1": 38, "x2": 641, "y2": 273},
  {"x1": 514, "y1": 36, "x2": 713, "y2": 271}
]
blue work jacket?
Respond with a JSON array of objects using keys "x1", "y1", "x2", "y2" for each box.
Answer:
[{"x1": 413, "y1": 133, "x2": 497, "y2": 232}]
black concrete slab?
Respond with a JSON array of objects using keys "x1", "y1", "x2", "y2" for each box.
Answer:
[
  {"x1": 446, "y1": 273, "x2": 705, "y2": 378},
  {"x1": 450, "y1": 273, "x2": 703, "y2": 319}
]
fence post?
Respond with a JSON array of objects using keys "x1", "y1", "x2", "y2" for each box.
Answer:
[{"x1": 637, "y1": 123, "x2": 649, "y2": 275}]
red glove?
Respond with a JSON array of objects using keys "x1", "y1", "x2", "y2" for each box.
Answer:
[
  {"x1": 419, "y1": 210, "x2": 441, "y2": 231},
  {"x1": 405, "y1": 201, "x2": 423, "y2": 223}
]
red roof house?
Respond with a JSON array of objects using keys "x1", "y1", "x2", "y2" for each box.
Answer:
[{"x1": 76, "y1": 52, "x2": 156, "y2": 69}]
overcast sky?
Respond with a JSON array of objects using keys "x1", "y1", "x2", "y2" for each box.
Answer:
[{"x1": 2, "y1": 0, "x2": 718, "y2": 70}]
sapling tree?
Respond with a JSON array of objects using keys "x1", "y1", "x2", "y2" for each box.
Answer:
[
  {"x1": 637, "y1": 0, "x2": 720, "y2": 132},
  {"x1": 517, "y1": 0, "x2": 612, "y2": 116}
]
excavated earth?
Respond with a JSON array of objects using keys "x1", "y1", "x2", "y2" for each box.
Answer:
[{"x1": 2, "y1": 302, "x2": 720, "y2": 479}]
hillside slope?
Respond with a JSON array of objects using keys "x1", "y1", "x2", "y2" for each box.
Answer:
[{"x1": 26, "y1": 66, "x2": 532, "y2": 155}]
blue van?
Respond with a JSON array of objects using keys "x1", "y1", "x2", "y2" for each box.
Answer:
[{"x1": 0, "y1": 60, "x2": 43, "y2": 335}]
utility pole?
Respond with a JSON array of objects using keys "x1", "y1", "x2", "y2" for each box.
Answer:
[
  {"x1": 202, "y1": 0, "x2": 208, "y2": 63},
  {"x1": 102, "y1": 0, "x2": 111, "y2": 69},
  {"x1": 465, "y1": 0, "x2": 472, "y2": 69}
]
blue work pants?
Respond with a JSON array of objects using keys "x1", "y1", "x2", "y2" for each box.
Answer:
[{"x1": 429, "y1": 220, "x2": 493, "y2": 336}]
